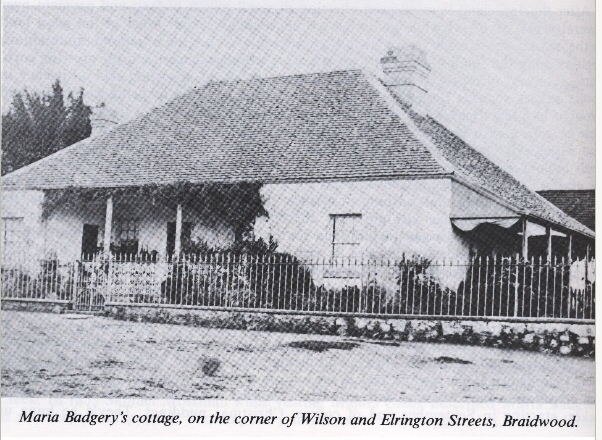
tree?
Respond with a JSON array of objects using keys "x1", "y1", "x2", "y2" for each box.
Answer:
[{"x1": 1, "y1": 80, "x2": 92, "y2": 175}]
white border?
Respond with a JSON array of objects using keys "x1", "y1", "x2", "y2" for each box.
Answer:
[{"x1": 0, "y1": 0, "x2": 596, "y2": 12}]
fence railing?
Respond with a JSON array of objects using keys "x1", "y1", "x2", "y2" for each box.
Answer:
[
  {"x1": 1, "y1": 252, "x2": 595, "y2": 320},
  {"x1": 1, "y1": 259, "x2": 77, "y2": 302}
]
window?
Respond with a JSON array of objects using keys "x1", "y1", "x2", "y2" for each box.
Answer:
[
  {"x1": 116, "y1": 219, "x2": 139, "y2": 254},
  {"x1": 2, "y1": 217, "x2": 24, "y2": 257},
  {"x1": 330, "y1": 214, "x2": 361, "y2": 258}
]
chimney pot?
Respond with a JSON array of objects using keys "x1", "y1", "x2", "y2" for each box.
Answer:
[{"x1": 380, "y1": 45, "x2": 430, "y2": 114}]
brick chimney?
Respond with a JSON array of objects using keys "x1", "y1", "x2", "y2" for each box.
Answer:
[
  {"x1": 380, "y1": 45, "x2": 430, "y2": 114},
  {"x1": 90, "y1": 103, "x2": 119, "y2": 138}
]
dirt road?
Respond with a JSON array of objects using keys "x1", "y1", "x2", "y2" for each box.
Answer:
[{"x1": 1, "y1": 311, "x2": 594, "y2": 402}]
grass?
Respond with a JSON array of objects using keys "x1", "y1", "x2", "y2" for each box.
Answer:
[{"x1": 1, "y1": 311, "x2": 594, "y2": 402}]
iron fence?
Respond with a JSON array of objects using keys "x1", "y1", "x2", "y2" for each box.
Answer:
[
  {"x1": 1, "y1": 252, "x2": 595, "y2": 320},
  {"x1": 1, "y1": 259, "x2": 76, "y2": 302}
]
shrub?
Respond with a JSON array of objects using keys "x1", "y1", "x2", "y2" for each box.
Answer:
[
  {"x1": 460, "y1": 256, "x2": 580, "y2": 318},
  {"x1": 395, "y1": 256, "x2": 453, "y2": 316},
  {"x1": 161, "y1": 235, "x2": 315, "y2": 310},
  {"x1": 1, "y1": 260, "x2": 76, "y2": 301},
  {"x1": 160, "y1": 252, "x2": 316, "y2": 310}
]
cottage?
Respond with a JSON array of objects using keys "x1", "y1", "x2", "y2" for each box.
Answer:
[{"x1": 1, "y1": 47, "x2": 594, "y2": 270}]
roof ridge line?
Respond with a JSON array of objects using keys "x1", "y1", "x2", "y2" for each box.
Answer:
[
  {"x1": 422, "y1": 115, "x2": 594, "y2": 237},
  {"x1": 423, "y1": 116, "x2": 530, "y2": 188},
  {"x1": 206, "y1": 68, "x2": 364, "y2": 86},
  {"x1": 365, "y1": 71, "x2": 539, "y2": 218},
  {"x1": 363, "y1": 71, "x2": 456, "y2": 175}
]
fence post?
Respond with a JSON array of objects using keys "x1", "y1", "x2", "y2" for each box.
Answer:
[
  {"x1": 563, "y1": 256, "x2": 569, "y2": 319},
  {"x1": 585, "y1": 243, "x2": 590, "y2": 284},
  {"x1": 105, "y1": 253, "x2": 113, "y2": 304},
  {"x1": 70, "y1": 261, "x2": 77, "y2": 304},
  {"x1": 513, "y1": 253, "x2": 519, "y2": 317}
]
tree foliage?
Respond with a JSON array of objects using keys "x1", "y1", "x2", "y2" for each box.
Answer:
[{"x1": 1, "y1": 79, "x2": 92, "y2": 175}]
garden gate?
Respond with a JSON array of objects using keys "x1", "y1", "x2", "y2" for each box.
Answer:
[{"x1": 73, "y1": 258, "x2": 107, "y2": 311}]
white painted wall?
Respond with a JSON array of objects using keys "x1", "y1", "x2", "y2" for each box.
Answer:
[
  {"x1": 255, "y1": 178, "x2": 473, "y2": 290},
  {"x1": 4, "y1": 180, "x2": 515, "y2": 265},
  {"x1": 4, "y1": 179, "x2": 497, "y2": 290},
  {"x1": 451, "y1": 181, "x2": 517, "y2": 218},
  {"x1": 255, "y1": 178, "x2": 470, "y2": 260},
  {"x1": 1, "y1": 190, "x2": 45, "y2": 265},
  {"x1": 43, "y1": 199, "x2": 105, "y2": 260}
]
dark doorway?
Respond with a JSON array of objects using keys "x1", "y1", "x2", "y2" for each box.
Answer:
[
  {"x1": 166, "y1": 222, "x2": 192, "y2": 255},
  {"x1": 81, "y1": 224, "x2": 99, "y2": 258}
]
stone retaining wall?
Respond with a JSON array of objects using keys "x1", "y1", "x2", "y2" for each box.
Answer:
[
  {"x1": 1, "y1": 298, "x2": 71, "y2": 314},
  {"x1": 106, "y1": 304, "x2": 595, "y2": 357}
]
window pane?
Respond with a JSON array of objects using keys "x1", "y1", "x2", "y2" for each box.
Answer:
[
  {"x1": 333, "y1": 216, "x2": 360, "y2": 243},
  {"x1": 2, "y1": 218, "x2": 24, "y2": 258},
  {"x1": 331, "y1": 214, "x2": 361, "y2": 259},
  {"x1": 119, "y1": 219, "x2": 139, "y2": 241},
  {"x1": 116, "y1": 219, "x2": 139, "y2": 255}
]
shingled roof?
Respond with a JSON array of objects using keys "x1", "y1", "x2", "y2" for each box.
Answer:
[
  {"x1": 537, "y1": 190, "x2": 595, "y2": 231},
  {"x1": 2, "y1": 69, "x2": 593, "y2": 238},
  {"x1": 402, "y1": 108, "x2": 594, "y2": 237},
  {"x1": 2, "y1": 70, "x2": 447, "y2": 189}
]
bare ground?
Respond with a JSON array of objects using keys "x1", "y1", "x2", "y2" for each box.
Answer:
[{"x1": 1, "y1": 311, "x2": 594, "y2": 402}]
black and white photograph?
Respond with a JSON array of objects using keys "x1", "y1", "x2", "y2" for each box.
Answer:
[{"x1": 0, "y1": 1, "x2": 595, "y2": 433}]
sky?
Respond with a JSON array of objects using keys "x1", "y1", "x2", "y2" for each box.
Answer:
[{"x1": 1, "y1": 4, "x2": 595, "y2": 190}]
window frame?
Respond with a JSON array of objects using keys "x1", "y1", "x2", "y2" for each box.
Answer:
[
  {"x1": 115, "y1": 218, "x2": 140, "y2": 255},
  {"x1": 118, "y1": 219, "x2": 139, "y2": 242},
  {"x1": 330, "y1": 213, "x2": 362, "y2": 259},
  {"x1": 2, "y1": 217, "x2": 24, "y2": 254}
]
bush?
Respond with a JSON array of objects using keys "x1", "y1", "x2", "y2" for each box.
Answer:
[
  {"x1": 460, "y1": 256, "x2": 581, "y2": 318},
  {"x1": 307, "y1": 282, "x2": 390, "y2": 314},
  {"x1": 161, "y1": 235, "x2": 316, "y2": 310},
  {"x1": 161, "y1": 256, "x2": 257, "y2": 307},
  {"x1": 395, "y1": 256, "x2": 453, "y2": 316},
  {"x1": 1, "y1": 260, "x2": 76, "y2": 301},
  {"x1": 160, "y1": 252, "x2": 315, "y2": 309},
  {"x1": 1, "y1": 267, "x2": 36, "y2": 299}
]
